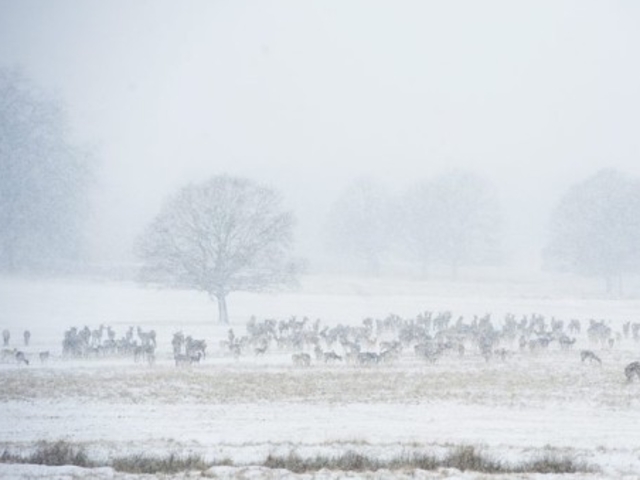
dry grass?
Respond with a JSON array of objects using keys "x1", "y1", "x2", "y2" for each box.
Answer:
[
  {"x1": 0, "y1": 441, "x2": 92, "y2": 468},
  {"x1": 1, "y1": 349, "x2": 638, "y2": 408},
  {"x1": 0, "y1": 441, "x2": 594, "y2": 475},
  {"x1": 521, "y1": 452, "x2": 590, "y2": 474},
  {"x1": 0, "y1": 346, "x2": 631, "y2": 477},
  {"x1": 263, "y1": 446, "x2": 594, "y2": 474},
  {"x1": 110, "y1": 452, "x2": 211, "y2": 474}
]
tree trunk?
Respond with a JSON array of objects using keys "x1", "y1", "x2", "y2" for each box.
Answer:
[{"x1": 216, "y1": 293, "x2": 229, "y2": 324}]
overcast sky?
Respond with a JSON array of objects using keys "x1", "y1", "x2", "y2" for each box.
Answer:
[{"x1": 1, "y1": 0, "x2": 639, "y2": 269}]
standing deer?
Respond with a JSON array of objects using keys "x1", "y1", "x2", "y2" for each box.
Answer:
[{"x1": 292, "y1": 353, "x2": 311, "y2": 367}]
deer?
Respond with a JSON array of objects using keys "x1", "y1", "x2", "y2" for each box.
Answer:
[
  {"x1": 292, "y1": 352, "x2": 311, "y2": 367},
  {"x1": 580, "y1": 350, "x2": 602, "y2": 365},
  {"x1": 323, "y1": 351, "x2": 342, "y2": 364},
  {"x1": 175, "y1": 350, "x2": 203, "y2": 367},
  {"x1": 15, "y1": 351, "x2": 29, "y2": 365}
]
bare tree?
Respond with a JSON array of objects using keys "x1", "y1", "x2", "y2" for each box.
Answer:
[{"x1": 136, "y1": 175, "x2": 299, "y2": 324}]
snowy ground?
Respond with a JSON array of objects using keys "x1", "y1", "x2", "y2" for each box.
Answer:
[{"x1": 1, "y1": 274, "x2": 640, "y2": 479}]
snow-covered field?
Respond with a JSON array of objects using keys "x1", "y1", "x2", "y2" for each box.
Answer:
[{"x1": 1, "y1": 274, "x2": 640, "y2": 479}]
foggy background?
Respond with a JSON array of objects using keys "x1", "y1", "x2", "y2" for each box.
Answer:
[{"x1": 1, "y1": 0, "x2": 639, "y2": 275}]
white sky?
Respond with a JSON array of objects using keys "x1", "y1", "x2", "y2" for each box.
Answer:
[{"x1": 1, "y1": 0, "x2": 639, "y2": 268}]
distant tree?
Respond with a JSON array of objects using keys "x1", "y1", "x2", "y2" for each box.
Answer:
[
  {"x1": 324, "y1": 178, "x2": 393, "y2": 275},
  {"x1": 0, "y1": 68, "x2": 92, "y2": 272},
  {"x1": 401, "y1": 171, "x2": 502, "y2": 278},
  {"x1": 544, "y1": 169, "x2": 640, "y2": 294},
  {"x1": 136, "y1": 175, "x2": 300, "y2": 324}
]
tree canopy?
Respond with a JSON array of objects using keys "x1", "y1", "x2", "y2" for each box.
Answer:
[
  {"x1": 136, "y1": 175, "x2": 299, "y2": 324},
  {"x1": 0, "y1": 68, "x2": 92, "y2": 273},
  {"x1": 544, "y1": 169, "x2": 640, "y2": 293},
  {"x1": 324, "y1": 178, "x2": 393, "y2": 276},
  {"x1": 400, "y1": 171, "x2": 502, "y2": 278}
]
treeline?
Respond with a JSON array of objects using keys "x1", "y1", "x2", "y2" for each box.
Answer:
[
  {"x1": 323, "y1": 168, "x2": 640, "y2": 294},
  {"x1": 3, "y1": 68, "x2": 640, "y2": 298},
  {"x1": 323, "y1": 172, "x2": 501, "y2": 278}
]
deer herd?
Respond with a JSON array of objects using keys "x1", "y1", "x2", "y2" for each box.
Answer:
[
  {"x1": 1, "y1": 312, "x2": 640, "y2": 383},
  {"x1": 221, "y1": 312, "x2": 640, "y2": 382},
  {"x1": 0, "y1": 325, "x2": 205, "y2": 369}
]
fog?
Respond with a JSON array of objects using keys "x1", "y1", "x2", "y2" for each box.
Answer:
[{"x1": 1, "y1": 0, "x2": 639, "y2": 274}]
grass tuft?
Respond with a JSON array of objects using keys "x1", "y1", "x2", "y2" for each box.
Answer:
[
  {"x1": 265, "y1": 450, "x2": 384, "y2": 472},
  {"x1": 389, "y1": 452, "x2": 439, "y2": 470},
  {"x1": 444, "y1": 445, "x2": 503, "y2": 473},
  {"x1": 522, "y1": 452, "x2": 589, "y2": 474},
  {"x1": 111, "y1": 452, "x2": 209, "y2": 474},
  {"x1": 1, "y1": 441, "x2": 92, "y2": 468}
]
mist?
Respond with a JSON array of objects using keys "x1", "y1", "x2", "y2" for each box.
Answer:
[
  {"x1": 5, "y1": 5, "x2": 640, "y2": 475},
  {"x1": 1, "y1": 0, "x2": 639, "y2": 277}
]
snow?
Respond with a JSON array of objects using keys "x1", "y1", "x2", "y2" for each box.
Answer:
[{"x1": 1, "y1": 274, "x2": 640, "y2": 479}]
